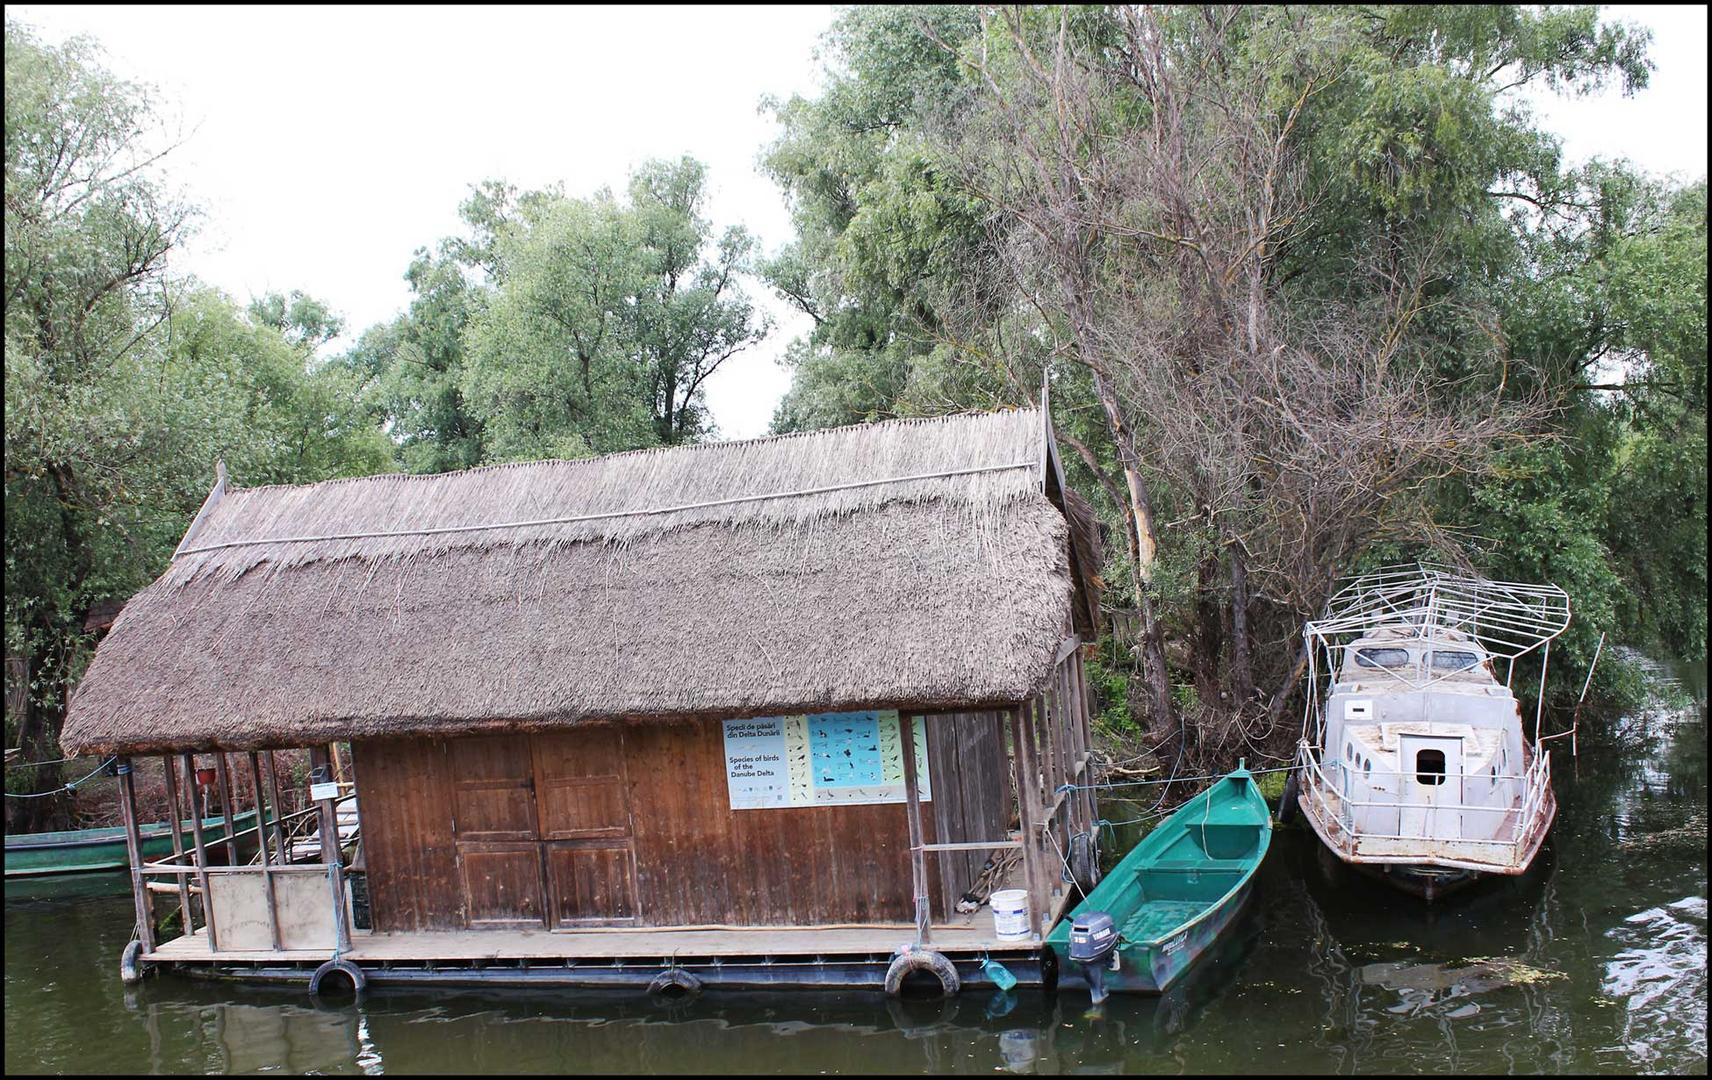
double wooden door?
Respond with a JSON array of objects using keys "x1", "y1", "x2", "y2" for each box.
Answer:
[{"x1": 448, "y1": 729, "x2": 639, "y2": 928}]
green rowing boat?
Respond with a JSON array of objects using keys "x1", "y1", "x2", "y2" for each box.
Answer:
[
  {"x1": 5, "y1": 808, "x2": 265, "y2": 878},
  {"x1": 1047, "y1": 764, "x2": 1272, "y2": 996}
]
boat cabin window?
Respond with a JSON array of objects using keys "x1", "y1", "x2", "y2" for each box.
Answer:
[
  {"x1": 1430, "y1": 650, "x2": 1480, "y2": 672},
  {"x1": 1415, "y1": 748, "x2": 1447, "y2": 786},
  {"x1": 1353, "y1": 647, "x2": 1413, "y2": 669}
]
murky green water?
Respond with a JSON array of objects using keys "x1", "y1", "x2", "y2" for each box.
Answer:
[{"x1": 7, "y1": 663, "x2": 1705, "y2": 1074}]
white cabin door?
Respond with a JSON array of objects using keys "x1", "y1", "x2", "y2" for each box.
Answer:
[{"x1": 1399, "y1": 735, "x2": 1463, "y2": 840}]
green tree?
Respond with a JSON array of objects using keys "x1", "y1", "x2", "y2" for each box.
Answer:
[
  {"x1": 4, "y1": 21, "x2": 391, "y2": 827},
  {"x1": 461, "y1": 156, "x2": 769, "y2": 460},
  {"x1": 760, "y1": 5, "x2": 1692, "y2": 764}
]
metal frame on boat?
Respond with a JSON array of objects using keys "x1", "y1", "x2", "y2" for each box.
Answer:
[{"x1": 1291, "y1": 564, "x2": 1570, "y2": 896}]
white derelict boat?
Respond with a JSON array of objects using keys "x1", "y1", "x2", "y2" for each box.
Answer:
[{"x1": 1286, "y1": 564, "x2": 1571, "y2": 899}]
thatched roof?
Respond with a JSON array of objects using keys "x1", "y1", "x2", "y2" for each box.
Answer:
[{"x1": 62, "y1": 407, "x2": 1098, "y2": 754}]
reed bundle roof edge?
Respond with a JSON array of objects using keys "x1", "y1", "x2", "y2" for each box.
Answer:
[{"x1": 62, "y1": 407, "x2": 1099, "y2": 755}]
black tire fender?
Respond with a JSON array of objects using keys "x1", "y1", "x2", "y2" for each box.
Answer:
[
  {"x1": 308, "y1": 958, "x2": 367, "y2": 996},
  {"x1": 1069, "y1": 831, "x2": 1102, "y2": 894},
  {"x1": 647, "y1": 968, "x2": 703, "y2": 996},
  {"x1": 884, "y1": 947, "x2": 961, "y2": 998},
  {"x1": 1278, "y1": 768, "x2": 1300, "y2": 824},
  {"x1": 120, "y1": 939, "x2": 146, "y2": 985}
]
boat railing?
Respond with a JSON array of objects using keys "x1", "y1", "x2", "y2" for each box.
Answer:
[{"x1": 1296, "y1": 746, "x2": 1552, "y2": 856}]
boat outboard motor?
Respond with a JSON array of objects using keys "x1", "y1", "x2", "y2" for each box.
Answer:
[{"x1": 1068, "y1": 911, "x2": 1118, "y2": 1004}]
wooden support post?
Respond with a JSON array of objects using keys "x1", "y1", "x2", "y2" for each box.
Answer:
[
  {"x1": 1010, "y1": 703, "x2": 1047, "y2": 939},
  {"x1": 1073, "y1": 649, "x2": 1098, "y2": 833},
  {"x1": 900, "y1": 713, "x2": 931, "y2": 945},
  {"x1": 1074, "y1": 660, "x2": 1091, "y2": 833},
  {"x1": 309, "y1": 746, "x2": 352, "y2": 954},
  {"x1": 116, "y1": 757, "x2": 155, "y2": 955},
  {"x1": 1005, "y1": 705, "x2": 1041, "y2": 941},
  {"x1": 1058, "y1": 663, "x2": 1081, "y2": 841},
  {"x1": 265, "y1": 750, "x2": 288, "y2": 863},
  {"x1": 1042, "y1": 683, "x2": 1061, "y2": 811},
  {"x1": 161, "y1": 755, "x2": 193, "y2": 939},
  {"x1": 215, "y1": 752, "x2": 238, "y2": 864},
  {"x1": 1033, "y1": 695, "x2": 1062, "y2": 906},
  {"x1": 182, "y1": 752, "x2": 218, "y2": 951},
  {"x1": 249, "y1": 752, "x2": 282, "y2": 950}
]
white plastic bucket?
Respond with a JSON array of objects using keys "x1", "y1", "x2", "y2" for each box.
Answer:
[{"x1": 991, "y1": 889, "x2": 1031, "y2": 940}]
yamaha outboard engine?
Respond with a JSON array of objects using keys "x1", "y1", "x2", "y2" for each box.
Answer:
[{"x1": 1068, "y1": 911, "x2": 1118, "y2": 1004}]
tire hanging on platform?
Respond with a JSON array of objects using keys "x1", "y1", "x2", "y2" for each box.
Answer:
[
  {"x1": 1278, "y1": 768, "x2": 1300, "y2": 824},
  {"x1": 120, "y1": 939, "x2": 145, "y2": 985},
  {"x1": 884, "y1": 947, "x2": 960, "y2": 998}
]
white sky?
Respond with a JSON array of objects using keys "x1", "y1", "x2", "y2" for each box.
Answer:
[{"x1": 9, "y1": 4, "x2": 1708, "y2": 439}]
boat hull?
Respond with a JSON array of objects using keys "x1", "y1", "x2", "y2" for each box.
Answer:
[
  {"x1": 1296, "y1": 761, "x2": 1556, "y2": 901},
  {"x1": 5, "y1": 810, "x2": 263, "y2": 878},
  {"x1": 1348, "y1": 861, "x2": 1482, "y2": 900},
  {"x1": 1045, "y1": 767, "x2": 1272, "y2": 997},
  {"x1": 1055, "y1": 877, "x2": 1257, "y2": 994}
]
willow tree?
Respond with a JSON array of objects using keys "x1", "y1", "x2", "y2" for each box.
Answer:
[
  {"x1": 4, "y1": 21, "x2": 392, "y2": 828},
  {"x1": 460, "y1": 158, "x2": 770, "y2": 462},
  {"x1": 761, "y1": 5, "x2": 1668, "y2": 765}
]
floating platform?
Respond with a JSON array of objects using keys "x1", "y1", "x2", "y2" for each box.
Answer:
[{"x1": 145, "y1": 921, "x2": 1059, "y2": 991}]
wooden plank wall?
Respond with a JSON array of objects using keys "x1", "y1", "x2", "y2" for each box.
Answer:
[
  {"x1": 925, "y1": 711, "x2": 1013, "y2": 913},
  {"x1": 355, "y1": 712, "x2": 1015, "y2": 933},
  {"x1": 353, "y1": 739, "x2": 461, "y2": 930}
]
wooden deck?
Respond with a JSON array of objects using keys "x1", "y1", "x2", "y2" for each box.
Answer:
[
  {"x1": 147, "y1": 917, "x2": 1038, "y2": 965},
  {"x1": 146, "y1": 828, "x2": 1080, "y2": 970}
]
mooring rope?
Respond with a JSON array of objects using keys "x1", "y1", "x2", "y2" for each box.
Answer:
[
  {"x1": 1056, "y1": 761, "x2": 1301, "y2": 795},
  {"x1": 3, "y1": 756, "x2": 116, "y2": 798}
]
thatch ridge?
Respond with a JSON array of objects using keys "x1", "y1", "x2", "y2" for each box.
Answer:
[
  {"x1": 216, "y1": 407, "x2": 1041, "y2": 496},
  {"x1": 162, "y1": 406, "x2": 1047, "y2": 589}
]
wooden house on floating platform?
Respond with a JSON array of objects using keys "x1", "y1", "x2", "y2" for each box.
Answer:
[{"x1": 60, "y1": 405, "x2": 1105, "y2": 996}]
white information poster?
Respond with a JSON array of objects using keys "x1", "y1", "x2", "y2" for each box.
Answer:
[{"x1": 723, "y1": 710, "x2": 932, "y2": 809}]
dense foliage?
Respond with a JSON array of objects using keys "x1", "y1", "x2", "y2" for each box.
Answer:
[
  {"x1": 4, "y1": 23, "x2": 394, "y2": 826},
  {"x1": 3, "y1": 22, "x2": 773, "y2": 828},
  {"x1": 338, "y1": 159, "x2": 769, "y2": 468},
  {"x1": 760, "y1": 5, "x2": 1705, "y2": 768}
]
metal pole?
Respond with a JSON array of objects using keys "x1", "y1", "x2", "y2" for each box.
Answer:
[
  {"x1": 117, "y1": 758, "x2": 155, "y2": 955},
  {"x1": 310, "y1": 747, "x2": 352, "y2": 954},
  {"x1": 161, "y1": 755, "x2": 193, "y2": 938},
  {"x1": 1534, "y1": 639, "x2": 1550, "y2": 745},
  {"x1": 1570, "y1": 632, "x2": 1606, "y2": 758},
  {"x1": 182, "y1": 752, "x2": 219, "y2": 952},
  {"x1": 900, "y1": 713, "x2": 931, "y2": 946}
]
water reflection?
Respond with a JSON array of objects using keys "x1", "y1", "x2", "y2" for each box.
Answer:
[
  {"x1": 5, "y1": 661, "x2": 1705, "y2": 1074},
  {"x1": 1603, "y1": 896, "x2": 1708, "y2": 1070}
]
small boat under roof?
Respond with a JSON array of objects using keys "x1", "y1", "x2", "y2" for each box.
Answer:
[
  {"x1": 5, "y1": 809, "x2": 263, "y2": 878},
  {"x1": 1048, "y1": 765, "x2": 1272, "y2": 998},
  {"x1": 1286, "y1": 563, "x2": 1570, "y2": 899}
]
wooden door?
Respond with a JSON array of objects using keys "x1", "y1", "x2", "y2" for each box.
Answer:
[
  {"x1": 1399, "y1": 735, "x2": 1464, "y2": 841},
  {"x1": 448, "y1": 736, "x2": 545, "y2": 926},
  {"x1": 534, "y1": 728, "x2": 639, "y2": 925}
]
